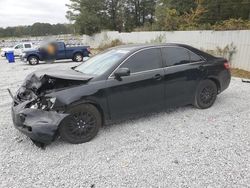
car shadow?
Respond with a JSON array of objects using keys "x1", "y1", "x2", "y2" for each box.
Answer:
[
  {"x1": 48, "y1": 105, "x2": 203, "y2": 148},
  {"x1": 104, "y1": 105, "x2": 195, "y2": 128},
  {"x1": 45, "y1": 106, "x2": 190, "y2": 149}
]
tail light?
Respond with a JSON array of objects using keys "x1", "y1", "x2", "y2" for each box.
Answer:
[{"x1": 224, "y1": 60, "x2": 230, "y2": 70}]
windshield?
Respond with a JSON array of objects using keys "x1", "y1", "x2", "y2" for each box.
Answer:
[{"x1": 74, "y1": 49, "x2": 130, "y2": 76}]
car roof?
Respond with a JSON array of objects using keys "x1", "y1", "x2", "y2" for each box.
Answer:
[
  {"x1": 113, "y1": 43, "x2": 191, "y2": 50},
  {"x1": 112, "y1": 43, "x2": 215, "y2": 60}
]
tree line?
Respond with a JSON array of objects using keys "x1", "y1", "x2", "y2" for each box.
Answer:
[
  {"x1": 0, "y1": 0, "x2": 249, "y2": 38},
  {"x1": 0, "y1": 23, "x2": 73, "y2": 38},
  {"x1": 67, "y1": 0, "x2": 250, "y2": 35}
]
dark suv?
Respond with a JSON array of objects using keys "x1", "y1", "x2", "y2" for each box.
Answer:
[{"x1": 12, "y1": 44, "x2": 231, "y2": 146}]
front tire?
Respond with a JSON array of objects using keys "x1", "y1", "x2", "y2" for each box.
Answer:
[
  {"x1": 59, "y1": 104, "x2": 101, "y2": 144},
  {"x1": 73, "y1": 53, "x2": 83, "y2": 62},
  {"x1": 28, "y1": 56, "x2": 39, "y2": 65},
  {"x1": 194, "y1": 80, "x2": 217, "y2": 109}
]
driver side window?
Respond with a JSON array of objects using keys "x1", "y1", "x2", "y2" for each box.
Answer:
[{"x1": 121, "y1": 48, "x2": 162, "y2": 73}]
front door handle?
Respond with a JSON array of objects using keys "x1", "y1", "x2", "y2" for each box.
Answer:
[{"x1": 153, "y1": 74, "x2": 163, "y2": 81}]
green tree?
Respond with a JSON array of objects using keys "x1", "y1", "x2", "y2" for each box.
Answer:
[
  {"x1": 66, "y1": 0, "x2": 107, "y2": 35},
  {"x1": 126, "y1": 0, "x2": 157, "y2": 27},
  {"x1": 153, "y1": 7, "x2": 181, "y2": 30},
  {"x1": 200, "y1": 0, "x2": 250, "y2": 24},
  {"x1": 0, "y1": 23, "x2": 72, "y2": 38},
  {"x1": 66, "y1": 0, "x2": 158, "y2": 34},
  {"x1": 153, "y1": 0, "x2": 207, "y2": 31},
  {"x1": 160, "y1": 0, "x2": 197, "y2": 14}
]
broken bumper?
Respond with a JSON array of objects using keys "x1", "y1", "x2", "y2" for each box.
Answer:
[{"x1": 11, "y1": 104, "x2": 68, "y2": 144}]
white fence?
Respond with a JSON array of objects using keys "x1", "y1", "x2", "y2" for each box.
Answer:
[{"x1": 1, "y1": 30, "x2": 250, "y2": 71}]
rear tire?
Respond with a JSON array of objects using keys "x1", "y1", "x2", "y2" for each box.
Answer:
[
  {"x1": 59, "y1": 104, "x2": 101, "y2": 144},
  {"x1": 73, "y1": 53, "x2": 83, "y2": 62},
  {"x1": 194, "y1": 80, "x2": 217, "y2": 109},
  {"x1": 28, "y1": 56, "x2": 39, "y2": 65}
]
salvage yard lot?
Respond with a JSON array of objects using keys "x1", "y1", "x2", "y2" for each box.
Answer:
[{"x1": 0, "y1": 59, "x2": 250, "y2": 187}]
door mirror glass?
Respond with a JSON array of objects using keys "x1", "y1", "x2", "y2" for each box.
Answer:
[{"x1": 114, "y1": 68, "x2": 130, "y2": 79}]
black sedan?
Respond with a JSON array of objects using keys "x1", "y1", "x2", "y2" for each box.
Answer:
[{"x1": 11, "y1": 44, "x2": 231, "y2": 146}]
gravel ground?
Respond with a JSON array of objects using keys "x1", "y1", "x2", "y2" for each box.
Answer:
[{"x1": 0, "y1": 58, "x2": 250, "y2": 188}]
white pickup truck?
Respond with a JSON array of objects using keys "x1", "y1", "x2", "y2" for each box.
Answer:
[{"x1": 0, "y1": 43, "x2": 34, "y2": 57}]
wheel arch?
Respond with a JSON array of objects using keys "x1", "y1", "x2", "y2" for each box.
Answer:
[
  {"x1": 67, "y1": 100, "x2": 105, "y2": 126},
  {"x1": 27, "y1": 54, "x2": 40, "y2": 61},
  {"x1": 207, "y1": 77, "x2": 221, "y2": 93},
  {"x1": 73, "y1": 51, "x2": 83, "y2": 57}
]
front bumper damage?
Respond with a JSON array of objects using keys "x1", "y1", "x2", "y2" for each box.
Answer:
[
  {"x1": 12, "y1": 101, "x2": 68, "y2": 145},
  {"x1": 10, "y1": 69, "x2": 92, "y2": 146}
]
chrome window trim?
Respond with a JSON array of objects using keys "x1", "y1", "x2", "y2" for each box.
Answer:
[
  {"x1": 108, "y1": 45, "x2": 204, "y2": 79},
  {"x1": 163, "y1": 61, "x2": 204, "y2": 69}
]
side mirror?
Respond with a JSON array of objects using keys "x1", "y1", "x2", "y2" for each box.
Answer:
[{"x1": 114, "y1": 68, "x2": 130, "y2": 80}]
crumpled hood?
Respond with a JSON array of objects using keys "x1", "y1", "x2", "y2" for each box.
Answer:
[
  {"x1": 15, "y1": 67, "x2": 93, "y2": 102},
  {"x1": 33, "y1": 67, "x2": 93, "y2": 81}
]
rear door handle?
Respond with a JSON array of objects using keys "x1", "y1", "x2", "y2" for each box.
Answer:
[{"x1": 153, "y1": 74, "x2": 163, "y2": 81}]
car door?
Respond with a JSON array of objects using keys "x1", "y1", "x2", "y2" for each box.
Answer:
[
  {"x1": 161, "y1": 46, "x2": 206, "y2": 107},
  {"x1": 56, "y1": 42, "x2": 66, "y2": 59},
  {"x1": 14, "y1": 44, "x2": 23, "y2": 56},
  {"x1": 106, "y1": 48, "x2": 165, "y2": 119}
]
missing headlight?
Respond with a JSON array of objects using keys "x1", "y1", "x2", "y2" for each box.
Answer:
[{"x1": 29, "y1": 97, "x2": 56, "y2": 111}]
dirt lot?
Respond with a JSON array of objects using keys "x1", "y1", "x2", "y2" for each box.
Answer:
[{"x1": 0, "y1": 58, "x2": 250, "y2": 188}]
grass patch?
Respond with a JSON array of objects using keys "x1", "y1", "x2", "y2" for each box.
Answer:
[{"x1": 231, "y1": 68, "x2": 250, "y2": 79}]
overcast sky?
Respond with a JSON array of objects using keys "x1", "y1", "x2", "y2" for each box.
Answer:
[{"x1": 0, "y1": 0, "x2": 71, "y2": 28}]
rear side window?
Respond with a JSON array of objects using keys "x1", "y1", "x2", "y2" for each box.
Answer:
[
  {"x1": 121, "y1": 48, "x2": 162, "y2": 73},
  {"x1": 24, "y1": 44, "x2": 31, "y2": 48},
  {"x1": 162, "y1": 47, "x2": 190, "y2": 67},
  {"x1": 189, "y1": 51, "x2": 203, "y2": 62}
]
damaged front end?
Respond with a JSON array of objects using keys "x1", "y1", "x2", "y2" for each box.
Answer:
[
  {"x1": 11, "y1": 68, "x2": 92, "y2": 145},
  {"x1": 12, "y1": 101, "x2": 67, "y2": 144}
]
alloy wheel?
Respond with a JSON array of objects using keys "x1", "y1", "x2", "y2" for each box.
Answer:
[
  {"x1": 67, "y1": 112, "x2": 96, "y2": 138},
  {"x1": 75, "y1": 55, "x2": 83, "y2": 62},
  {"x1": 200, "y1": 86, "x2": 215, "y2": 105},
  {"x1": 30, "y1": 57, "x2": 38, "y2": 65}
]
